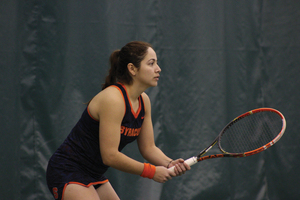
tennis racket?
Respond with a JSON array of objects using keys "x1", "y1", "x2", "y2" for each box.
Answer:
[{"x1": 168, "y1": 108, "x2": 286, "y2": 172}]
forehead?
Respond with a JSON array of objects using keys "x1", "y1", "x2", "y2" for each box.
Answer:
[{"x1": 143, "y1": 47, "x2": 157, "y2": 61}]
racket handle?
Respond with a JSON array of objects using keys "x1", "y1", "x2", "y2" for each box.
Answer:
[{"x1": 168, "y1": 156, "x2": 198, "y2": 172}]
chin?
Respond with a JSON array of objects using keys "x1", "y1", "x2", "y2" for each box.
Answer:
[
  {"x1": 143, "y1": 81, "x2": 158, "y2": 88},
  {"x1": 151, "y1": 82, "x2": 158, "y2": 87}
]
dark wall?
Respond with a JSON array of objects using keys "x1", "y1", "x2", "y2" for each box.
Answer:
[{"x1": 1, "y1": 0, "x2": 299, "y2": 199}]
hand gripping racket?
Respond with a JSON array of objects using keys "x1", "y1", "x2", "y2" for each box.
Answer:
[{"x1": 169, "y1": 108, "x2": 286, "y2": 172}]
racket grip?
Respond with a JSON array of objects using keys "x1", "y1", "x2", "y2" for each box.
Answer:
[{"x1": 168, "y1": 156, "x2": 198, "y2": 172}]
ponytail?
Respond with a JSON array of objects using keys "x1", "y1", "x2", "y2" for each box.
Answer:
[{"x1": 102, "y1": 50, "x2": 120, "y2": 90}]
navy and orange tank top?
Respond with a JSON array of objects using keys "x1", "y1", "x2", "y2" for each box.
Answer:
[
  {"x1": 110, "y1": 83, "x2": 145, "y2": 150},
  {"x1": 49, "y1": 83, "x2": 145, "y2": 177}
]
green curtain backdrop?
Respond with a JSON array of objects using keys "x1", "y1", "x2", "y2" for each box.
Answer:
[{"x1": 1, "y1": 0, "x2": 299, "y2": 199}]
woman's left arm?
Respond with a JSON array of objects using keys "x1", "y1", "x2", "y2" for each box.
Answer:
[{"x1": 137, "y1": 93, "x2": 190, "y2": 174}]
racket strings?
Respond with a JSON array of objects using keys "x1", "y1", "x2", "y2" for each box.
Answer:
[{"x1": 219, "y1": 111, "x2": 283, "y2": 154}]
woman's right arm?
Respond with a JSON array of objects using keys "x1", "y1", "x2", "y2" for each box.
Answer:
[{"x1": 88, "y1": 87, "x2": 173, "y2": 183}]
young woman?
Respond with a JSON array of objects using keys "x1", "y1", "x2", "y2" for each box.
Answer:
[{"x1": 46, "y1": 41, "x2": 190, "y2": 200}]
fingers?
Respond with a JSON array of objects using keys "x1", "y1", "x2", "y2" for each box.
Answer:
[
  {"x1": 153, "y1": 160, "x2": 191, "y2": 183},
  {"x1": 183, "y1": 161, "x2": 191, "y2": 170},
  {"x1": 171, "y1": 158, "x2": 184, "y2": 165},
  {"x1": 153, "y1": 166, "x2": 174, "y2": 183},
  {"x1": 172, "y1": 159, "x2": 191, "y2": 176},
  {"x1": 162, "y1": 175, "x2": 173, "y2": 183},
  {"x1": 173, "y1": 163, "x2": 186, "y2": 176},
  {"x1": 159, "y1": 174, "x2": 173, "y2": 184}
]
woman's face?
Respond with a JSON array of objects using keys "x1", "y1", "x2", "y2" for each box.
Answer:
[{"x1": 135, "y1": 47, "x2": 161, "y2": 87}]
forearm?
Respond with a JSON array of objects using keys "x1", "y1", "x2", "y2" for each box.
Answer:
[
  {"x1": 140, "y1": 145, "x2": 172, "y2": 167},
  {"x1": 102, "y1": 151, "x2": 144, "y2": 175}
]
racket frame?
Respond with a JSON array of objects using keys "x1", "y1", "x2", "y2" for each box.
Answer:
[
  {"x1": 198, "y1": 108, "x2": 286, "y2": 162},
  {"x1": 168, "y1": 108, "x2": 286, "y2": 172}
]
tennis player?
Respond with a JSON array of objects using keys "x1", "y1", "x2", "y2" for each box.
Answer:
[{"x1": 46, "y1": 41, "x2": 190, "y2": 200}]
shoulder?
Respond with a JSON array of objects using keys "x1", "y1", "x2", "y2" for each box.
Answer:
[
  {"x1": 99, "y1": 86, "x2": 124, "y2": 102},
  {"x1": 141, "y1": 92, "x2": 150, "y2": 103},
  {"x1": 102, "y1": 87, "x2": 125, "y2": 106},
  {"x1": 88, "y1": 86, "x2": 125, "y2": 120},
  {"x1": 141, "y1": 92, "x2": 151, "y2": 111}
]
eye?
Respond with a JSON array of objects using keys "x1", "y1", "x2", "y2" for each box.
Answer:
[{"x1": 147, "y1": 59, "x2": 157, "y2": 66}]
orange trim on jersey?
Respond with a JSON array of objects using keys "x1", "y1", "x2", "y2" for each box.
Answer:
[
  {"x1": 118, "y1": 82, "x2": 141, "y2": 119},
  {"x1": 110, "y1": 85, "x2": 126, "y2": 116},
  {"x1": 87, "y1": 105, "x2": 99, "y2": 122},
  {"x1": 61, "y1": 180, "x2": 109, "y2": 200}
]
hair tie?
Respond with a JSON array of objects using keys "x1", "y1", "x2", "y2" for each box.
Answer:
[{"x1": 167, "y1": 160, "x2": 173, "y2": 168}]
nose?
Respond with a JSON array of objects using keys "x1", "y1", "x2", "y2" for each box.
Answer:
[{"x1": 156, "y1": 65, "x2": 161, "y2": 73}]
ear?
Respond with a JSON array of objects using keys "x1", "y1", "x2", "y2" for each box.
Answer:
[{"x1": 127, "y1": 63, "x2": 137, "y2": 76}]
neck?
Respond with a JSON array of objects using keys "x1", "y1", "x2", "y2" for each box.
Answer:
[{"x1": 123, "y1": 82, "x2": 148, "y2": 100}]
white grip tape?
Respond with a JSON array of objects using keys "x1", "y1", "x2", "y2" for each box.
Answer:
[{"x1": 168, "y1": 156, "x2": 198, "y2": 172}]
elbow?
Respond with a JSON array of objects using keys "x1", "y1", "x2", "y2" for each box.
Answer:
[
  {"x1": 102, "y1": 154, "x2": 112, "y2": 166},
  {"x1": 101, "y1": 156, "x2": 109, "y2": 166},
  {"x1": 101, "y1": 151, "x2": 118, "y2": 166}
]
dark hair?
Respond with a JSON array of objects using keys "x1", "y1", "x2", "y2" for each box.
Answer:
[{"x1": 102, "y1": 41, "x2": 152, "y2": 90}]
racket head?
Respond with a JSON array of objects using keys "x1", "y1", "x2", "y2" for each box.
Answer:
[{"x1": 218, "y1": 108, "x2": 286, "y2": 157}]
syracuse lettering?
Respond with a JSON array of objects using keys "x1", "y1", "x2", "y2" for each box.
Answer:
[{"x1": 120, "y1": 126, "x2": 141, "y2": 137}]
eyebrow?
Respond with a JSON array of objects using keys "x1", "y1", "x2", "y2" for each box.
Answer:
[{"x1": 147, "y1": 58, "x2": 156, "y2": 62}]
